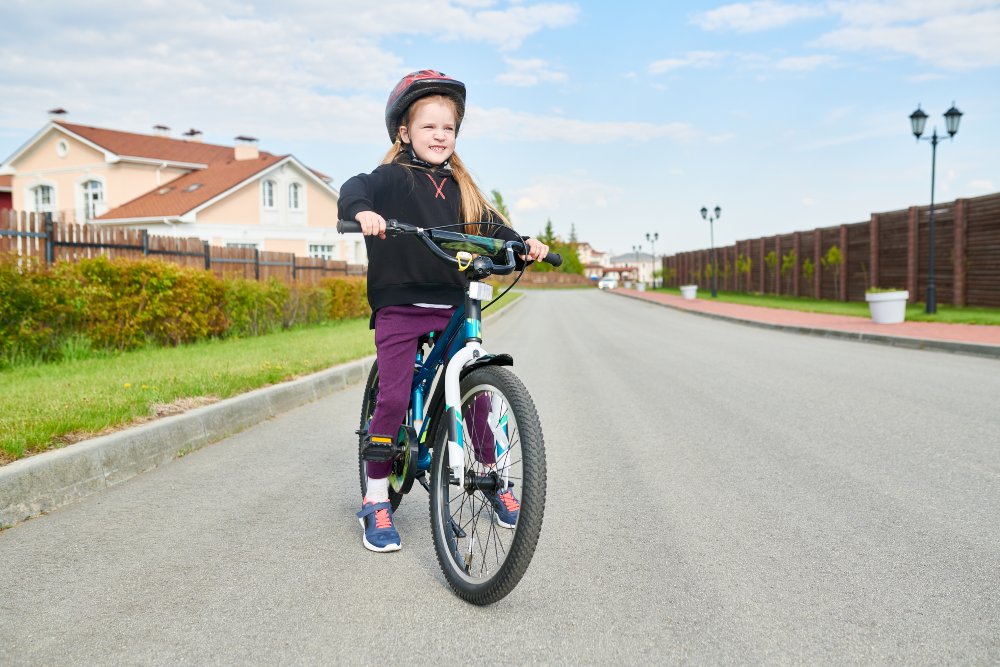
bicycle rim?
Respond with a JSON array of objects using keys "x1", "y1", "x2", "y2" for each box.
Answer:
[{"x1": 429, "y1": 366, "x2": 546, "y2": 605}]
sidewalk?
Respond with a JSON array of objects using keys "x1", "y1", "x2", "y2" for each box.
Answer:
[{"x1": 613, "y1": 288, "x2": 1000, "y2": 359}]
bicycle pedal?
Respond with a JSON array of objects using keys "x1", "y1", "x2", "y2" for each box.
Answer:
[{"x1": 360, "y1": 435, "x2": 397, "y2": 462}]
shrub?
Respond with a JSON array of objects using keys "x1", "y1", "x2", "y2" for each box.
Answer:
[
  {"x1": 223, "y1": 278, "x2": 289, "y2": 338},
  {"x1": 322, "y1": 277, "x2": 370, "y2": 320},
  {"x1": 0, "y1": 257, "x2": 78, "y2": 366}
]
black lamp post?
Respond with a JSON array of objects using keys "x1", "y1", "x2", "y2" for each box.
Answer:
[
  {"x1": 910, "y1": 103, "x2": 962, "y2": 314},
  {"x1": 646, "y1": 232, "x2": 659, "y2": 286},
  {"x1": 700, "y1": 205, "x2": 721, "y2": 297}
]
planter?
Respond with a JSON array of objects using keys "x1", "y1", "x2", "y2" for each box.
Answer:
[
  {"x1": 680, "y1": 284, "x2": 698, "y2": 300},
  {"x1": 865, "y1": 290, "x2": 909, "y2": 324}
]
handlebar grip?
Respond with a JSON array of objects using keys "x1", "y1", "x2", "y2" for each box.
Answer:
[
  {"x1": 337, "y1": 219, "x2": 362, "y2": 234},
  {"x1": 543, "y1": 252, "x2": 563, "y2": 268}
]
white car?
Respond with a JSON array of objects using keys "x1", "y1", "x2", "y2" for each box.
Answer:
[{"x1": 598, "y1": 276, "x2": 618, "y2": 290}]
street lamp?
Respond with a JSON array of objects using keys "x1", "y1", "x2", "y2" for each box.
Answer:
[
  {"x1": 910, "y1": 103, "x2": 962, "y2": 314},
  {"x1": 700, "y1": 205, "x2": 721, "y2": 297},
  {"x1": 646, "y1": 232, "x2": 659, "y2": 286}
]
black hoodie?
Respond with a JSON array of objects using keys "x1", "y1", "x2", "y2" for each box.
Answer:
[{"x1": 338, "y1": 160, "x2": 521, "y2": 320}]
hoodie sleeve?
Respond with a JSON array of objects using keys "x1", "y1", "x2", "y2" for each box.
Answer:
[{"x1": 338, "y1": 165, "x2": 397, "y2": 222}]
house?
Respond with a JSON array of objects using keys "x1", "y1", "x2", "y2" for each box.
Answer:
[
  {"x1": 0, "y1": 117, "x2": 364, "y2": 263},
  {"x1": 573, "y1": 241, "x2": 611, "y2": 280},
  {"x1": 609, "y1": 251, "x2": 656, "y2": 284}
]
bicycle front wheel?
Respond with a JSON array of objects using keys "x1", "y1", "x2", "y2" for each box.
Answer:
[{"x1": 429, "y1": 365, "x2": 546, "y2": 605}]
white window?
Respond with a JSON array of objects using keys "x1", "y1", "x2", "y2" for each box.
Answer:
[
  {"x1": 261, "y1": 180, "x2": 276, "y2": 209},
  {"x1": 81, "y1": 180, "x2": 104, "y2": 220},
  {"x1": 33, "y1": 185, "x2": 54, "y2": 213},
  {"x1": 309, "y1": 244, "x2": 336, "y2": 260},
  {"x1": 226, "y1": 242, "x2": 259, "y2": 250},
  {"x1": 288, "y1": 182, "x2": 302, "y2": 210}
]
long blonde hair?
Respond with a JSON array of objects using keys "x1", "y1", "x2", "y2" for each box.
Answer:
[{"x1": 382, "y1": 95, "x2": 509, "y2": 233}]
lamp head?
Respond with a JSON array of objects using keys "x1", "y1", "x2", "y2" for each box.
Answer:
[
  {"x1": 700, "y1": 206, "x2": 708, "y2": 220},
  {"x1": 944, "y1": 104, "x2": 962, "y2": 137},
  {"x1": 714, "y1": 205, "x2": 721, "y2": 219},
  {"x1": 910, "y1": 106, "x2": 928, "y2": 139}
]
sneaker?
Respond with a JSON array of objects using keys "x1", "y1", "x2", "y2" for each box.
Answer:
[
  {"x1": 356, "y1": 500, "x2": 401, "y2": 552},
  {"x1": 487, "y1": 484, "x2": 519, "y2": 529}
]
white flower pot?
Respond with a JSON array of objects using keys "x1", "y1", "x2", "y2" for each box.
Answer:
[
  {"x1": 865, "y1": 290, "x2": 909, "y2": 324},
  {"x1": 680, "y1": 285, "x2": 698, "y2": 300}
]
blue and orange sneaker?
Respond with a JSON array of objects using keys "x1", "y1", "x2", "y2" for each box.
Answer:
[
  {"x1": 487, "y1": 483, "x2": 519, "y2": 529},
  {"x1": 356, "y1": 500, "x2": 401, "y2": 552}
]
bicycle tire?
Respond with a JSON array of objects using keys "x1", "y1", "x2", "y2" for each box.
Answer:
[
  {"x1": 357, "y1": 361, "x2": 404, "y2": 511},
  {"x1": 429, "y1": 365, "x2": 546, "y2": 605}
]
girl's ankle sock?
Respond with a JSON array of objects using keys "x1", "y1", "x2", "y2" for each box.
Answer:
[{"x1": 365, "y1": 476, "x2": 390, "y2": 504}]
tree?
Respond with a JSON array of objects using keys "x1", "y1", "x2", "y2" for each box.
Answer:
[
  {"x1": 764, "y1": 250, "x2": 778, "y2": 293},
  {"x1": 569, "y1": 223, "x2": 578, "y2": 244},
  {"x1": 781, "y1": 250, "x2": 797, "y2": 294},
  {"x1": 802, "y1": 258, "x2": 815, "y2": 295},
  {"x1": 820, "y1": 245, "x2": 844, "y2": 300},
  {"x1": 537, "y1": 219, "x2": 556, "y2": 245},
  {"x1": 490, "y1": 190, "x2": 511, "y2": 224},
  {"x1": 735, "y1": 253, "x2": 752, "y2": 293}
]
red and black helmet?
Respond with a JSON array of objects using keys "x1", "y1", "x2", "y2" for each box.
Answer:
[{"x1": 385, "y1": 69, "x2": 466, "y2": 143}]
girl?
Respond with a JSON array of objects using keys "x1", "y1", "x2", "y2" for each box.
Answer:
[{"x1": 338, "y1": 70, "x2": 549, "y2": 552}]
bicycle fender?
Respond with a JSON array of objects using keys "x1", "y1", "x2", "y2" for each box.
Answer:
[{"x1": 461, "y1": 353, "x2": 513, "y2": 376}]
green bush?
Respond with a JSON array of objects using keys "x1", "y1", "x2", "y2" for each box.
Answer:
[
  {"x1": 56, "y1": 256, "x2": 228, "y2": 350},
  {"x1": 0, "y1": 254, "x2": 371, "y2": 368},
  {"x1": 0, "y1": 257, "x2": 78, "y2": 365},
  {"x1": 322, "y1": 277, "x2": 370, "y2": 320}
]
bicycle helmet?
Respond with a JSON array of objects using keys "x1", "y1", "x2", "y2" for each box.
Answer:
[{"x1": 385, "y1": 69, "x2": 466, "y2": 143}]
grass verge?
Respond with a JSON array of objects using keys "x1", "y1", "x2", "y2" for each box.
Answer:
[
  {"x1": 653, "y1": 288, "x2": 1000, "y2": 325},
  {"x1": 0, "y1": 319, "x2": 375, "y2": 464}
]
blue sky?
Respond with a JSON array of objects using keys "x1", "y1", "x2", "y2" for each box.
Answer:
[{"x1": 2, "y1": 0, "x2": 998, "y2": 257}]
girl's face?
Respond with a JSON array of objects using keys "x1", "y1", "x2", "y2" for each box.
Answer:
[{"x1": 399, "y1": 95, "x2": 457, "y2": 166}]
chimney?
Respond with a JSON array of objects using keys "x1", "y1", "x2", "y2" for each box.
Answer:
[
  {"x1": 153, "y1": 124, "x2": 170, "y2": 137},
  {"x1": 47, "y1": 107, "x2": 68, "y2": 120},
  {"x1": 234, "y1": 135, "x2": 259, "y2": 161},
  {"x1": 183, "y1": 128, "x2": 203, "y2": 142}
]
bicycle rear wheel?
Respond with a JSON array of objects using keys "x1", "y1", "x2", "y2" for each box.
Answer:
[
  {"x1": 429, "y1": 365, "x2": 546, "y2": 605},
  {"x1": 357, "y1": 361, "x2": 404, "y2": 511}
]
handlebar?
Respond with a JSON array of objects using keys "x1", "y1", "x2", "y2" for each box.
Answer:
[{"x1": 337, "y1": 219, "x2": 563, "y2": 273}]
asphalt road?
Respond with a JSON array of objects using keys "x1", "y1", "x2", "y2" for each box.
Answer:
[{"x1": 2, "y1": 290, "x2": 998, "y2": 665}]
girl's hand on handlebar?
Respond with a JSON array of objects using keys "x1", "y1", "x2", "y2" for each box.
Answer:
[
  {"x1": 356, "y1": 210, "x2": 387, "y2": 239},
  {"x1": 522, "y1": 237, "x2": 549, "y2": 263}
]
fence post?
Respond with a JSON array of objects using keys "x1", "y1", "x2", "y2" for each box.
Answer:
[
  {"x1": 292, "y1": 257, "x2": 297, "y2": 281},
  {"x1": 813, "y1": 232, "x2": 821, "y2": 298},
  {"x1": 907, "y1": 206, "x2": 919, "y2": 303},
  {"x1": 954, "y1": 198, "x2": 967, "y2": 307},
  {"x1": 869, "y1": 214, "x2": 879, "y2": 290},
  {"x1": 44, "y1": 212, "x2": 55, "y2": 266},
  {"x1": 839, "y1": 224, "x2": 848, "y2": 301},
  {"x1": 141, "y1": 229, "x2": 149, "y2": 256},
  {"x1": 254, "y1": 248, "x2": 260, "y2": 281},
  {"x1": 203, "y1": 241, "x2": 211, "y2": 271}
]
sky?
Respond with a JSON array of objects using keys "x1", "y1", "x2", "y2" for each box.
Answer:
[{"x1": 1, "y1": 0, "x2": 998, "y2": 258}]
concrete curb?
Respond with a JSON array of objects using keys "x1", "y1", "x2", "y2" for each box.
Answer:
[
  {"x1": 614, "y1": 291, "x2": 1000, "y2": 360},
  {"x1": 0, "y1": 357, "x2": 374, "y2": 530},
  {"x1": 0, "y1": 295, "x2": 526, "y2": 530}
]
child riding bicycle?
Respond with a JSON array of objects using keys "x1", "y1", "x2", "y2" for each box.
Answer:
[{"x1": 337, "y1": 69, "x2": 549, "y2": 553}]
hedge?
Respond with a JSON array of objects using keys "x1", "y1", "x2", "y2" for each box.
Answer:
[{"x1": 0, "y1": 255, "x2": 369, "y2": 368}]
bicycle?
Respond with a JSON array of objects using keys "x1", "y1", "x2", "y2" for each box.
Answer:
[{"x1": 337, "y1": 218, "x2": 561, "y2": 605}]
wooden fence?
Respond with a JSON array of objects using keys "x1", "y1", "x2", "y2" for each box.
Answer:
[
  {"x1": 663, "y1": 191, "x2": 1000, "y2": 308},
  {"x1": 0, "y1": 210, "x2": 365, "y2": 284}
]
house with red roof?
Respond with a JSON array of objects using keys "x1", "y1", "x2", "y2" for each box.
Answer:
[{"x1": 0, "y1": 118, "x2": 362, "y2": 263}]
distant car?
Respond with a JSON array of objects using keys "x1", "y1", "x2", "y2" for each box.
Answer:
[{"x1": 598, "y1": 276, "x2": 618, "y2": 290}]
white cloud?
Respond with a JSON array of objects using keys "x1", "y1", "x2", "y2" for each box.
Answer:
[
  {"x1": 649, "y1": 51, "x2": 729, "y2": 74},
  {"x1": 968, "y1": 179, "x2": 995, "y2": 192},
  {"x1": 775, "y1": 54, "x2": 837, "y2": 70},
  {"x1": 694, "y1": 1, "x2": 828, "y2": 32},
  {"x1": 815, "y1": 6, "x2": 1000, "y2": 69},
  {"x1": 512, "y1": 174, "x2": 623, "y2": 216},
  {"x1": 496, "y1": 57, "x2": 568, "y2": 86},
  {"x1": 465, "y1": 106, "x2": 697, "y2": 143}
]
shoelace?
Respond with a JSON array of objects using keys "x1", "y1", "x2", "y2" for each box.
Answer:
[
  {"x1": 374, "y1": 507, "x2": 392, "y2": 529},
  {"x1": 497, "y1": 490, "x2": 519, "y2": 512}
]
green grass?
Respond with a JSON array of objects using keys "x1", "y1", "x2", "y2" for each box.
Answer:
[
  {"x1": 653, "y1": 287, "x2": 1000, "y2": 325},
  {"x1": 0, "y1": 291, "x2": 524, "y2": 464},
  {"x1": 0, "y1": 318, "x2": 376, "y2": 463}
]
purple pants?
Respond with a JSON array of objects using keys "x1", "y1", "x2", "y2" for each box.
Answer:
[{"x1": 367, "y1": 305, "x2": 456, "y2": 479}]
